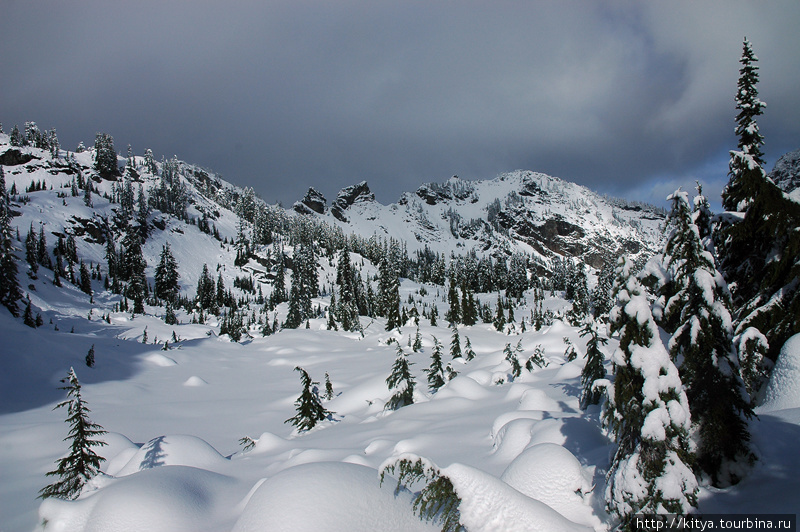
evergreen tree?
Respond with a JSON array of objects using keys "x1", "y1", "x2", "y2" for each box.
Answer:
[
  {"x1": 579, "y1": 320, "x2": 607, "y2": 409},
  {"x1": 664, "y1": 190, "x2": 755, "y2": 486},
  {"x1": 0, "y1": 167, "x2": 23, "y2": 316},
  {"x1": 122, "y1": 233, "x2": 147, "y2": 314},
  {"x1": 723, "y1": 39, "x2": 765, "y2": 213},
  {"x1": 386, "y1": 342, "x2": 415, "y2": 410},
  {"x1": 25, "y1": 223, "x2": 38, "y2": 277},
  {"x1": 79, "y1": 261, "x2": 92, "y2": 296},
  {"x1": 460, "y1": 283, "x2": 477, "y2": 326},
  {"x1": 463, "y1": 336, "x2": 475, "y2": 361},
  {"x1": 39, "y1": 368, "x2": 107, "y2": 500},
  {"x1": 445, "y1": 278, "x2": 460, "y2": 325},
  {"x1": 378, "y1": 258, "x2": 401, "y2": 331},
  {"x1": 270, "y1": 242, "x2": 287, "y2": 305},
  {"x1": 412, "y1": 324, "x2": 423, "y2": 352},
  {"x1": 23, "y1": 299, "x2": 37, "y2": 327},
  {"x1": 196, "y1": 264, "x2": 216, "y2": 312},
  {"x1": 154, "y1": 243, "x2": 180, "y2": 303},
  {"x1": 493, "y1": 296, "x2": 506, "y2": 331},
  {"x1": 284, "y1": 367, "x2": 333, "y2": 432},
  {"x1": 93, "y1": 133, "x2": 118, "y2": 177},
  {"x1": 602, "y1": 257, "x2": 697, "y2": 527},
  {"x1": 10, "y1": 124, "x2": 23, "y2": 147},
  {"x1": 504, "y1": 342, "x2": 522, "y2": 379},
  {"x1": 283, "y1": 276, "x2": 304, "y2": 329},
  {"x1": 425, "y1": 337, "x2": 446, "y2": 393},
  {"x1": 324, "y1": 372, "x2": 334, "y2": 401},
  {"x1": 85, "y1": 345, "x2": 95, "y2": 368},
  {"x1": 449, "y1": 323, "x2": 461, "y2": 359}
]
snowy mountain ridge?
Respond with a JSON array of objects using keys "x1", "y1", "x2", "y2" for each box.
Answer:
[{"x1": 293, "y1": 171, "x2": 666, "y2": 268}]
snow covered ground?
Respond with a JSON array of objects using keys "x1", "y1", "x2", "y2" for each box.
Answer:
[{"x1": 2, "y1": 277, "x2": 799, "y2": 532}]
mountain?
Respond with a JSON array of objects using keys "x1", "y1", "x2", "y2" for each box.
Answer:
[
  {"x1": 768, "y1": 147, "x2": 800, "y2": 202},
  {"x1": 2, "y1": 129, "x2": 800, "y2": 532},
  {"x1": 293, "y1": 172, "x2": 665, "y2": 269}
]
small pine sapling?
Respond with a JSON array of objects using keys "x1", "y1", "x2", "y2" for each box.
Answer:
[
  {"x1": 284, "y1": 367, "x2": 334, "y2": 432},
  {"x1": 386, "y1": 343, "x2": 416, "y2": 410},
  {"x1": 324, "y1": 372, "x2": 334, "y2": 400},
  {"x1": 579, "y1": 321, "x2": 608, "y2": 409},
  {"x1": 450, "y1": 324, "x2": 461, "y2": 359},
  {"x1": 380, "y1": 456, "x2": 462, "y2": 532},
  {"x1": 39, "y1": 368, "x2": 107, "y2": 500},
  {"x1": 425, "y1": 337, "x2": 446, "y2": 392},
  {"x1": 239, "y1": 436, "x2": 256, "y2": 452},
  {"x1": 563, "y1": 337, "x2": 578, "y2": 362},
  {"x1": 525, "y1": 344, "x2": 548, "y2": 370},
  {"x1": 464, "y1": 336, "x2": 475, "y2": 361},
  {"x1": 504, "y1": 342, "x2": 521, "y2": 379}
]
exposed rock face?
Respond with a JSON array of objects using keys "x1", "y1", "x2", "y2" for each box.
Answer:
[
  {"x1": 768, "y1": 148, "x2": 800, "y2": 194},
  {"x1": 331, "y1": 181, "x2": 374, "y2": 222},
  {"x1": 0, "y1": 148, "x2": 36, "y2": 166},
  {"x1": 293, "y1": 187, "x2": 327, "y2": 215},
  {"x1": 415, "y1": 177, "x2": 476, "y2": 205}
]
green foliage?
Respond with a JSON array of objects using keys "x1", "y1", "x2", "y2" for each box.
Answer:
[
  {"x1": 39, "y1": 368, "x2": 107, "y2": 500},
  {"x1": 386, "y1": 342, "x2": 415, "y2": 410},
  {"x1": 285, "y1": 367, "x2": 334, "y2": 432},
  {"x1": 525, "y1": 343, "x2": 547, "y2": 371},
  {"x1": 504, "y1": 342, "x2": 521, "y2": 378},
  {"x1": 380, "y1": 458, "x2": 464, "y2": 532},
  {"x1": 579, "y1": 321, "x2": 607, "y2": 409},
  {"x1": 426, "y1": 337, "x2": 446, "y2": 392}
]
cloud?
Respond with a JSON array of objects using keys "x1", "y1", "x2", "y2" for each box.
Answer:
[{"x1": 1, "y1": 1, "x2": 798, "y2": 207}]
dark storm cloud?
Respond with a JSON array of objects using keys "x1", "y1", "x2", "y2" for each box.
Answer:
[{"x1": 2, "y1": 1, "x2": 799, "y2": 208}]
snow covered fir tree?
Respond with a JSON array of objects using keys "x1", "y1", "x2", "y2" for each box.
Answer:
[{"x1": 0, "y1": 36, "x2": 799, "y2": 532}]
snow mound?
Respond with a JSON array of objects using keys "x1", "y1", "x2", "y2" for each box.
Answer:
[
  {"x1": 184, "y1": 375, "x2": 208, "y2": 386},
  {"x1": 441, "y1": 462, "x2": 591, "y2": 532},
  {"x1": 232, "y1": 462, "x2": 438, "y2": 532},
  {"x1": 433, "y1": 375, "x2": 491, "y2": 400},
  {"x1": 37, "y1": 466, "x2": 243, "y2": 532},
  {"x1": 518, "y1": 388, "x2": 561, "y2": 411},
  {"x1": 116, "y1": 434, "x2": 229, "y2": 476},
  {"x1": 500, "y1": 443, "x2": 597, "y2": 528},
  {"x1": 759, "y1": 334, "x2": 800, "y2": 412},
  {"x1": 144, "y1": 353, "x2": 178, "y2": 366}
]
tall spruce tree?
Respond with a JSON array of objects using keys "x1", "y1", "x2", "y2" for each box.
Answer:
[
  {"x1": 663, "y1": 189, "x2": 755, "y2": 486},
  {"x1": 377, "y1": 258, "x2": 401, "y2": 331},
  {"x1": 0, "y1": 167, "x2": 23, "y2": 316},
  {"x1": 154, "y1": 243, "x2": 180, "y2": 303},
  {"x1": 93, "y1": 133, "x2": 118, "y2": 177},
  {"x1": 723, "y1": 38, "x2": 765, "y2": 213},
  {"x1": 39, "y1": 368, "x2": 107, "y2": 500},
  {"x1": 716, "y1": 39, "x2": 800, "y2": 360},
  {"x1": 602, "y1": 257, "x2": 697, "y2": 527}
]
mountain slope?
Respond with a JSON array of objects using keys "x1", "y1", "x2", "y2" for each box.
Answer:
[{"x1": 294, "y1": 172, "x2": 665, "y2": 268}]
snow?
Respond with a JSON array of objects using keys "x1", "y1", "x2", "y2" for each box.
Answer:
[
  {"x1": 1, "y1": 134, "x2": 799, "y2": 531},
  {"x1": 232, "y1": 462, "x2": 438, "y2": 532},
  {"x1": 758, "y1": 333, "x2": 800, "y2": 412}
]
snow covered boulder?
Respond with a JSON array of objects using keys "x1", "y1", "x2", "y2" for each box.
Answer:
[
  {"x1": 37, "y1": 466, "x2": 244, "y2": 532},
  {"x1": 759, "y1": 334, "x2": 800, "y2": 412},
  {"x1": 442, "y1": 462, "x2": 591, "y2": 532},
  {"x1": 114, "y1": 434, "x2": 229, "y2": 476},
  {"x1": 233, "y1": 462, "x2": 438, "y2": 532},
  {"x1": 500, "y1": 443, "x2": 599, "y2": 529}
]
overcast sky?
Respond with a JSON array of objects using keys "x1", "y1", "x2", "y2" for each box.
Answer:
[{"x1": 2, "y1": 2, "x2": 799, "y2": 210}]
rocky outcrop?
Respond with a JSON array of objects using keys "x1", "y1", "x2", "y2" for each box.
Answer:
[
  {"x1": 293, "y1": 187, "x2": 327, "y2": 215},
  {"x1": 768, "y1": 148, "x2": 800, "y2": 194},
  {"x1": 331, "y1": 182, "x2": 374, "y2": 222},
  {"x1": 0, "y1": 148, "x2": 37, "y2": 166}
]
